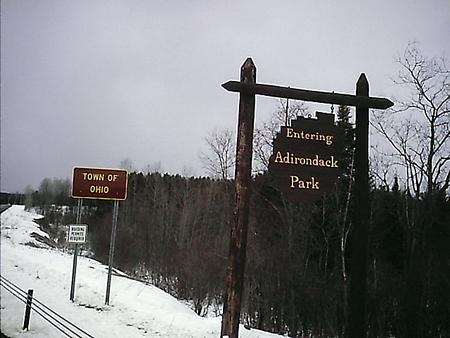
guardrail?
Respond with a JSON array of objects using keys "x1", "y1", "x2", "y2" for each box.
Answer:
[
  {"x1": 0, "y1": 204, "x2": 11, "y2": 214},
  {"x1": 0, "y1": 275, "x2": 94, "y2": 338}
]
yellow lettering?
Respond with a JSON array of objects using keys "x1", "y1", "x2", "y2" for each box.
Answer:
[
  {"x1": 311, "y1": 177, "x2": 319, "y2": 189},
  {"x1": 282, "y1": 128, "x2": 334, "y2": 145},
  {"x1": 272, "y1": 153, "x2": 339, "y2": 169},
  {"x1": 89, "y1": 185, "x2": 110, "y2": 194},
  {"x1": 290, "y1": 176, "x2": 299, "y2": 188},
  {"x1": 107, "y1": 174, "x2": 118, "y2": 181},
  {"x1": 83, "y1": 173, "x2": 104, "y2": 181},
  {"x1": 331, "y1": 156, "x2": 338, "y2": 168},
  {"x1": 94, "y1": 173, "x2": 104, "y2": 181},
  {"x1": 283, "y1": 152, "x2": 291, "y2": 163},
  {"x1": 289, "y1": 176, "x2": 320, "y2": 190},
  {"x1": 326, "y1": 136, "x2": 333, "y2": 146},
  {"x1": 274, "y1": 151, "x2": 283, "y2": 163},
  {"x1": 312, "y1": 155, "x2": 319, "y2": 166}
]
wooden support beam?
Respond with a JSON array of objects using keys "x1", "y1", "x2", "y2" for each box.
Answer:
[
  {"x1": 221, "y1": 58, "x2": 256, "y2": 338},
  {"x1": 222, "y1": 80, "x2": 393, "y2": 110},
  {"x1": 347, "y1": 73, "x2": 370, "y2": 338}
]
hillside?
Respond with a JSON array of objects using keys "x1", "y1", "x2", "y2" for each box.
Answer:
[{"x1": 0, "y1": 205, "x2": 284, "y2": 338}]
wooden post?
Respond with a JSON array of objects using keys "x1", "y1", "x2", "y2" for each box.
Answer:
[
  {"x1": 221, "y1": 58, "x2": 256, "y2": 338},
  {"x1": 221, "y1": 69, "x2": 392, "y2": 337},
  {"x1": 22, "y1": 289, "x2": 33, "y2": 330},
  {"x1": 347, "y1": 73, "x2": 369, "y2": 338}
]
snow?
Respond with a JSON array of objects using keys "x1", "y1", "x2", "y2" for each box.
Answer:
[{"x1": 1, "y1": 205, "x2": 285, "y2": 337}]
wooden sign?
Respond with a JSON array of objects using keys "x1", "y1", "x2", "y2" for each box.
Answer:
[
  {"x1": 221, "y1": 64, "x2": 393, "y2": 337},
  {"x1": 268, "y1": 112, "x2": 344, "y2": 202},
  {"x1": 72, "y1": 167, "x2": 128, "y2": 200}
]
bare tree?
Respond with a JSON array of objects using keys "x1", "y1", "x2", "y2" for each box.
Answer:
[
  {"x1": 253, "y1": 99, "x2": 309, "y2": 171},
  {"x1": 142, "y1": 161, "x2": 162, "y2": 174},
  {"x1": 119, "y1": 157, "x2": 135, "y2": 172},
  {"x1": 371, "y1": 43, "x2": 450, "y2": 338},
  {"x1": 24, "y1": 184, "x2": 35, "y2": 210},
  {"x1": 372, "y1": 43, "x2": 449, "y2": 197},
  {"x1": 199, "y1": 128, "x2": 235, "y2": 180}
]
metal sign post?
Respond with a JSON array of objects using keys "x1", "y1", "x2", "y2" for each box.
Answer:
[
  {"x1": 70, "y1": 166, "x2": 128, "y2": 305},
  {"x1": 69, "y1": 198, "x2": 83, "y2": 302},
  {"x1": 105, "y1": 200, "x2": 119, "y2": 305}
]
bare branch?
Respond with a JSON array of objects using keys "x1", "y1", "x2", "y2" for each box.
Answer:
[
  {"x1": 200, "y1": 128, "x2": 235, "y2": 180},
  {"x1": 372, "y1": 44, "x2": 449, "y2": 195},
  {"x1": 253, "y1": 99, "x2": 310, "y2": 171}
]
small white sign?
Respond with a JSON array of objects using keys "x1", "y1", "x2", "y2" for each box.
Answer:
[{"x1": 68, "y1": 224, "x2": 87, "y2": 243}]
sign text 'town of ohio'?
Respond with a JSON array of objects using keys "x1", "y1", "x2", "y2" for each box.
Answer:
[
  {"x1": 268, "y1": 112, "x2": 344, "y2": 202},
  {"x1": 72, "y1": 167, "x2": 128, "y2": 200}
]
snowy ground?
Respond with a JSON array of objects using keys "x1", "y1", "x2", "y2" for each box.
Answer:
[{"x1": 1, "y1": 205, "x2": 285, "y2": 338}]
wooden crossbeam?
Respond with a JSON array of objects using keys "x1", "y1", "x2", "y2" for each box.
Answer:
[{"x1": 222, "y1": 80, "x2": 394, "y2": 109}]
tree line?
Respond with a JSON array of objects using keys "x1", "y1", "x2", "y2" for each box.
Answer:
[{"x1": 75, "y1": 167, "x2": 447, "y2": 337}]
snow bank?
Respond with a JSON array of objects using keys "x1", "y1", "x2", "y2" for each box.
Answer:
[{"x1": 1, "y1": 206, "x2": 285, "y2": 337}]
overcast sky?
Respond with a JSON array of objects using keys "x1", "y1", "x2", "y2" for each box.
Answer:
[{"x1": 1, "y1": 0, "x2": 449, "y2": 193}]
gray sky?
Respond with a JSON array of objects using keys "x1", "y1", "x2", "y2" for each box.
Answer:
[{"x1": 1, "y1": 0, "x2": 449, "y2": 193}]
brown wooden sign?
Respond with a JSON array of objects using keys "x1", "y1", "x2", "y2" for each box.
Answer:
[
  {"x1": 221, "y1": 65, "x2": 393, "y2": 337},
  {"x1": 268, "y1": 112, "x2": 344, "y2": 202},
  {"x1": 72, "y1": 167, "x2": 128, "y2": 200}
]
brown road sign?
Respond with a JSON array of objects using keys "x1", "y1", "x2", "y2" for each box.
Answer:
[
  {"x1": 72, "y1": 167, "x2": 128, "y2": 200},
  {"x1": 269, "y1": 112, "x2": 344, "y2": 202}
]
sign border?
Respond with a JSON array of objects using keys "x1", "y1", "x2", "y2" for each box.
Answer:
[{"x1": 268, "y1": 112, "x2": 344, "y2": 203}]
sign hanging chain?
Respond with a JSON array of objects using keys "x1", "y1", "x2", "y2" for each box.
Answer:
[{"x1": 331, "y1": 91, "x2": 335, "y2": 114}]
